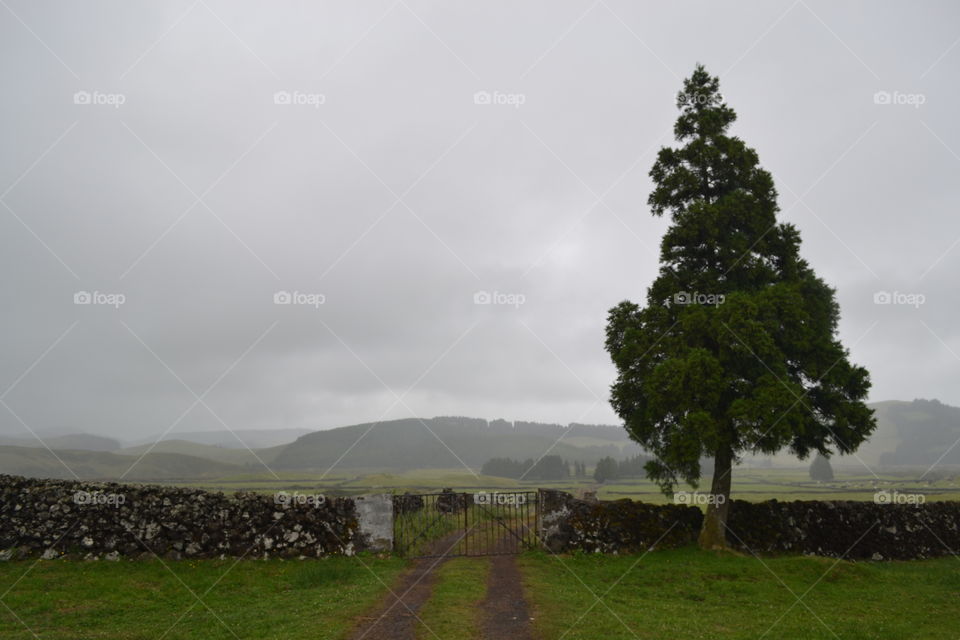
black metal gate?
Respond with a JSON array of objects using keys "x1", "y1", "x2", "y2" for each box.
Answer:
[{"x1": 392, "y1": 489, "x2": 539, "y2": 558}]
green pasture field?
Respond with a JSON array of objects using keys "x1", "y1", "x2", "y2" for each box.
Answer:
[
  {"x1": 415, "y1": 557, "x2": 490, "y2": 640},
  {"x1": 0, "y1": 554, "x2": 405, "y2": 640},
  {"x1": 161, "y1": 467, "x2": 960, "y2": 504},
  {"x1": 5, "y1": 548, "x2": 956, "y2": 639},
  {"x1": 518, "y1": 549, "x2": 960, "y2": 639}
]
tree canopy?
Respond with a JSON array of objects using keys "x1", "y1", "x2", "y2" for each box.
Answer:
[{"x1": 604, "y1": 64, "x2": 875, "y2": 548}]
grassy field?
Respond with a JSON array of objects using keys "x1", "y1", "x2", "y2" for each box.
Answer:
[
  {"x1": 415, "y1": 558, "x2": 490, "y2": 640},
  {"x1": 2, "y1": 548, "x2": 958, "y2": 639},
  {"x1": 0, "y1": 555, "x2": 405, "y2": 640},
  {"x1": 518, "y1": 549, "x2": 960, "y2": 639},
  {"x1": 171, "y1": 468, "x2": 520, "y2": 496},
  {"x1": 163, "y1": 467, "x2": 960, "y2": 504},
  {"x1": 584, "y1": 468, "x2": 960, "y2": 503}
]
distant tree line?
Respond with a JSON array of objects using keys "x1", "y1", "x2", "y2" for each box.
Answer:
[
  {"x1": 482, "y1": 453, "x2": 655, "y2": 483},
  {"x1": 481, "y1": 455, "x2": 573, "y2": 481},
  {"x1": 593, "y1": 454, "x2": 652, "y2": 482}
]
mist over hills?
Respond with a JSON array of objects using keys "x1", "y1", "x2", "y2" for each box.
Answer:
[
  {"x1": 270, "y1": 417, "x2": 639, "y2": 471},
  {"x1": 877, "y1": 399, "x2": 960, "y2": 467},
  {"x1": 0, "y1": 402, "x2": 958, "y2": 482},
  {"x1": 0, "y1": 433, "x2": 121, "y2": 452},
  {"x1": 0, "y1": 446, "x2": 242, "y2": 481},
  {"x1": 125, "y1": 429, "x2": 312, "y2": 450},
  {"x1": 117, "y1": 440, "x2": 287, "y2": 466}
]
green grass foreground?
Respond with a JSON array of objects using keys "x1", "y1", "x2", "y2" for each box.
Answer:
[
  {"x1": 2, "y1": 548, "x2": 958, "y2": 639},
  {"x1": 518, "y1": 549, "x2": 960, "y2": 639},
  {"x1": 0, "y1": 554, "x2": 406, "y2": 640},
  {"x1": 415, "y1": 557, "x2": 490, "y2": 640}
]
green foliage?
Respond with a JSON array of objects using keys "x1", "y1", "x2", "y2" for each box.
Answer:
[
  {"x1": 616, "y1": 454, "x2": 651, "y2": 478},
  {"x1": 809, "y1": 452, "x2": 834, "y2": 482},
  {"x1": 605, "y1": 64, "x2": 875, "y2": 495},
  {"x1": 593, "y1": 457, "x2": 620, "y2": 483}
]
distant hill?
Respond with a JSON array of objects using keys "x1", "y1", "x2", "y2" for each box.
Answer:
[
  {"x1": 756, "y1": 399, "x2": 956, "y2": 470},
  {"x1": 0, "y1": 433, "x2": 121, "y2": 452},
  {"x1": 271, "y1": 416, "x2": 638, "y2": 470},
  {"x1": 128, "y1": 428, "x2": 311, "y2": 449},
  {"x1": 831, "y1": 400, "x2": 904, "y2": 468},
  {"x1": 3, "y1": 403, "x2": 958, "y2": 482},
  {"x1": 116, "y1": 440, "x2": 286, "y2": 466},
  {"x1": 877, "y1": 399, "x2": 960, "y2": 468},
  {"x1": 0, "y1": 445, "x2": 242, "y2": 481}
]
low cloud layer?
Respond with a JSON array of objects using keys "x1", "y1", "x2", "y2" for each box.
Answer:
[{"x1": 1, "y1": 1, "x2": 958, "y2": 442}]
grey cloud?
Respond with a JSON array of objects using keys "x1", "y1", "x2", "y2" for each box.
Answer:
[{"x1": 1, "y1": 0, "x2": 958, "y2": 442}]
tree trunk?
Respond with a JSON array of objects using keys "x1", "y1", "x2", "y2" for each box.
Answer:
[{"x1": 697, "y1": 446, "x2": 732, "y2": 550}]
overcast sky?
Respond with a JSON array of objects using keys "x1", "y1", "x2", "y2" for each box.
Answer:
[{"x1": 1, "y1": 1, "x2": 958, "y2": 443}]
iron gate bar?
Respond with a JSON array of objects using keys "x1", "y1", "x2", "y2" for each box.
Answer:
[
  {"x1": 403, "y1": 511, "x2": 453, "y2": 553},
  {"x1": 393, "y1": 490, "x2": 539, "y2": 558},
  {"x1": 473, "y1": 502, "x2": 529, "y2": 548}
]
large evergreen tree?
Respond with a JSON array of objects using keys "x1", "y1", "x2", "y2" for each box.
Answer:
[{"x1": 604, "y1": 65, "x2": 875, "y2": 549}]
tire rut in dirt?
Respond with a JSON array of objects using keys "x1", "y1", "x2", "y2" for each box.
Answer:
[
  {"x1": 347, "y1": 533, "x2": 460, "y2": 640},
  {"x1": 481, "y1": 555, "x2": 534, "y2": 640}
]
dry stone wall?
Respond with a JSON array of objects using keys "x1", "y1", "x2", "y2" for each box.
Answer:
[
  {"x1": 4, "y1": 477, "x2": 956, "y2": 562},
  {"x1": 538, "y1": 490, "x2": 960, "y2": 560},
  {"x1": 0, "y1": 475, "x2": 392, "y2": 560}
]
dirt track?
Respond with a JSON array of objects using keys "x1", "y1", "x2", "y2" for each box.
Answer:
[{"x1": 348, "y1": 527, "x2": 535, "y2": 640}]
